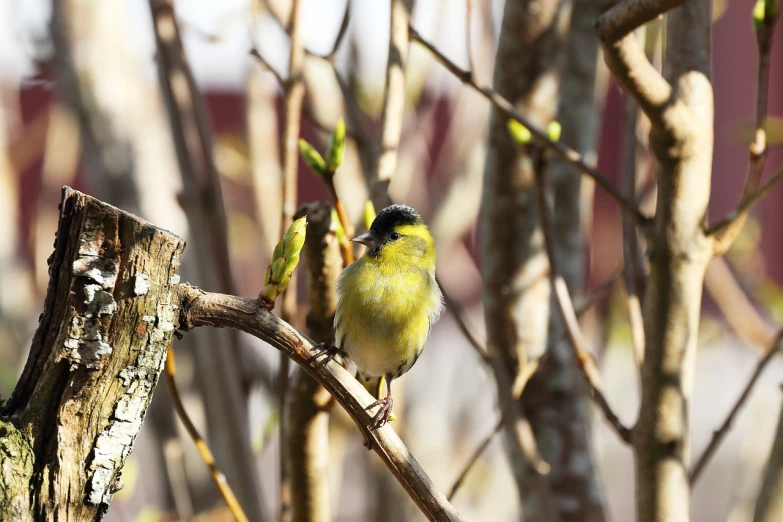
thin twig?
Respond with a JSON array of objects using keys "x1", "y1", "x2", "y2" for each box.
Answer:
[
  {"x1": 622, "y1": 91, "x2": 646, "y2": 367},
  {"x1": 178, "y1": 285, "x2": 463, "y2": 521},
  {"x1": 690, "y1": 330, "x2": 783, "y2": 484},
  {"x1": 277, "y1": 1, "x2": 306, "y2": 519},
  {"x1": 532, "y1": 150, "x2": 633, "y2": 444},
  {"x1": 708, "y1": 166, "x2": 783, "y2": 240},
  {"x1": 370, "y1": 0, "x2": 413, "y2": 209},
  {"x1": 409, "y1": 25, "x2": 647, "y2": 224},
  {"x1": 166, "y1": 346, "x2": 249, "y2": 522},
  {"x1": 709, "y1": 6, "x2": 779, "y2": 255},
  {"x1": 447, "y1": 411, "x2": 506, "y2": 501}
]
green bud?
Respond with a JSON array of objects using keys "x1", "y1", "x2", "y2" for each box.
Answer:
[
  {"x1": 546, "y1": 121, "x2": 562, "y2": 143},
  {"x1": 363, "y1": 200, "x2": 376, "y2": 230},
  {"x1": 298, "y1": 139, "x2": 327, "y2": 177},
  {"x1": 272, "y1": 240, "x2": 284, "y2": 261},
  {"x1": 326, "y1": 118, "x2": 346, "y2": 171},
  {"x1": 331, "y1": 208, "x2": 346, "y2": 243},
  {"x1": 282, "y1": 216, "x2": 308, "y2": 259},
  {"x1": 769, "y1": 0, "x2": 780, "y2": 19},
  {"x1": 283, "y1": 253, "x2": 300, "y2": 281},
  {"x1": 271, "y1": 257, "x2": 287, "y2": 283},
  {"x1": 754, "y1": 0, "x2": 766, "y2": 30},
  {"x1": 507, "y1": 119, "x2": 532, "y2": 144},
  {"x1": 277, "y1": 277, "x2": 290, "y2": 294},
  {"x1": 263, "y1": 265, "x2": 272, "y2": 285}
]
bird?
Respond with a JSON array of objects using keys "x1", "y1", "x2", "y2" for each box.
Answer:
[{"x1": 309, "y1": 204, "x2": 443, "y2": 430}]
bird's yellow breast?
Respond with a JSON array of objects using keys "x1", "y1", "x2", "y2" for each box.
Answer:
[{"x1": 335, "y1": 256, "x2": 442, "y2": 378}]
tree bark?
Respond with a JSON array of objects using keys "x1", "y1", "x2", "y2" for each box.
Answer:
[
  {"x1": 530, "y1": 0, "x2": 609, "y2": 518},
  {"x1": 0, "y1": 188, "x2": 184, "y2": 520},
  {"x1": 288, "y1": 202, "x2": 342, "y2": 522},
  {"x1": 480, "y1": 0, "x2": 569, "y2": 516},
  {"x1": 598, "y1": 1, "x2": 714, "y2": 520}
]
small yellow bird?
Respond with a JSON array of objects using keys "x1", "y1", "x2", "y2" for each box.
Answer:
[{"x1": 310, "y1": 204, "x2": 443, "y2": 429}]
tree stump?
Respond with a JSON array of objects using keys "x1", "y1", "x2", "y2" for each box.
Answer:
[{"x1": 0, "y1": 187, "x2": 184, "y2": 520}]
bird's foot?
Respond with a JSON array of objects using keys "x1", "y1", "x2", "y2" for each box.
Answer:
[
  {"x1": 307, "y1": 343, "x2": 345, "y2": 366},
  {"x1": 365, "y1": 396, "x2": 394, "y2": 431}
]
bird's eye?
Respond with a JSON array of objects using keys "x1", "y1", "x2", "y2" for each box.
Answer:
[{"x1": 390, "y1": 232, "x2": 400, "y2": 241}]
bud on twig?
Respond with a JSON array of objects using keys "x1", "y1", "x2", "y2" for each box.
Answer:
[
  {"x1": 260, "y1": 216, "x2": 308, "y2": 307},
  {"x1": 326, "y1": 118, "x2": 346, "y2": 172},
  {"x1": 507, "y1": 119, "x2": 532, "y2": 144},
  {"x1": 299, "y1": 139, "x2": 327, "y2": 178}
]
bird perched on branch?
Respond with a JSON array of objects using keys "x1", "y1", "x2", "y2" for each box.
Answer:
[{"x1": 310, "y1": 204, "x2": 443, "y2": 430}]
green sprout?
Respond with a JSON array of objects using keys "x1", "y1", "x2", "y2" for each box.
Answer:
[
  {"x1": 260, "y1": 216, "x2": 307, "y2": 307},
  {"x1": 547, "y1": 121, "x2": 562, "y2": 143},
  {"x1": 507, "y1": 119, "x2": 532, "y2": 144},
  {"x1": 326, "y1": 118, "x2": 346, "y2": 172},
  {"x1": 298, "y1": 139, "x2": 327, "y2": 178}
]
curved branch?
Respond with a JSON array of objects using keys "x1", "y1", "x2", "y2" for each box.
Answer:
[
  {"x1": 596, "y1": 0, "x2": 688, "y2": 42},
  {"x1": 409, "y1": 25, "x2": 647, "y2": 224},
  {"x1": 177, "y1": 286, "x2": 462, "y2": 522}
]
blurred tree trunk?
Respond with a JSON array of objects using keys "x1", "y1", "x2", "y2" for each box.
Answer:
[
  {"x1": 481, "y1": 0, "x2": 607, "y2": 520},
  {"x1": 530, "y1": 0, "x2": 609, "y2": 519}
]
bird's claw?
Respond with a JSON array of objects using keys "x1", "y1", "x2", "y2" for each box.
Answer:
[
  {"x1": 365, "y1": 396, "x2": 394, "y2": 431},
  {"x1": 307, "y1": 343, "x2": 344, "y2": 366}
]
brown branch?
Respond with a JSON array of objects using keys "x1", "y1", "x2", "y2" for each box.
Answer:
[
  {"x1": 533, "y1": 151, "x2": 633, "y2": 444},
  {"x1": 753, "y1": 388, "x2": 783, "y2": 522},
  {"x1": 689, "y1": 330, "x2": 783, "y2": 484},
  {"x1": 165, "y1": 347, "x2": 249, "y2": 522},
  {"x1": 708, "y1": 165, "x2": 783, "y2": 242},
  {"x1": 370, "y1": 0, "x2": 413, "y2": 209},
  {"x1": 709, "y1": 6, "x2": 779, "y2": 255},
  {"x1": 447, "y1": 412, "x2": 505, "y2": 501},
  {"x1": 177, "y1": 286, "x2": 463, "y2": 521},
  {"x1": 409, "y1": 25, "x2": 647, "y2": 224},
  {"x1": 595, "y1": 0, "x2": 688, "y2": 43},
  {"x1": 149, "y1": 2, "x2": 266, "y2": 518},
  {"x1": 622, "y1": 93, "x2": 646, "y2": 367},
  {"x1": 288, "y1": 203, "x2": 342, "y2": 522},
  {"x1": 277, "y1": 1, "x2": 306, "y2": 518}
]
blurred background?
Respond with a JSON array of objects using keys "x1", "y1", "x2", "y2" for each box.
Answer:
[{"x1": 1, "y1": 0, "x2": 783, "y2": 520}]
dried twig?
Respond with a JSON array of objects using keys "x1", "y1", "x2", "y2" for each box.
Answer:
[
  {"x1": 166, "y1": 347, "x2": 249, "y2": 522},
  {"x1": 409, "y1": 25, "x2": 646, "y2": 223},
  {"x1": 690, "y1": 331, "x2": 783, "y2": 484}
]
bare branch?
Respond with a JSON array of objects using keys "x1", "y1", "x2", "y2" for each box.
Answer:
[
  {"x1": 165, "y1": 347, "x2": 249, "y2": 522},
  {"x1": 690, "y1": 331, "x2": 783, "y2": 484},
  {"x1": 447, "y1": 412, "x2": 505, "y2": 501},
  {"x1": 753, "y1": 389, "x2": 783, "y2": 522},
  {"x1": 622, "y1": 92, "x2": 646, "y2": 367},
  {"x1": 370, "y1": 0, "x2": 413, "y2": 209},
  {"x1": 709, "y1": 166, "x2": 783, "y2": 246},
  {"x1": 709, "y1": 6, "x2": 779, "y2": 255},
  {"x1": 596, "y1": 0, "x2": 688, "y2": 42},
  {"x1": 177, "y1": 286, "x2": 463, "y2": 521},
  {"x1": 409, "y1": 25, "x2": 647, "y2": 224},
  {"x1": 533, "y1": 151, "x2": 633, "y2": 444}
]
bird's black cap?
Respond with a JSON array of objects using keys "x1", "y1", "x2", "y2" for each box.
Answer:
[{"x1": 370, "y1": 204, "x2": 422, "y2": 234}]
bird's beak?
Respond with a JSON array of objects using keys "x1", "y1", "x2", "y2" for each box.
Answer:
[{"x1": 351, "y1": 231, "x2": 378, "y2": 249}]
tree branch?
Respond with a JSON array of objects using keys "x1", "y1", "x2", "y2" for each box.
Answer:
[
  {"x1": 369, "y1": 0, "x2": 414, "y2": 209},
  {"x1": 709, "y1": 4, "x2": 778, "y2": 255},
  {"x1": 177, "y1": 286, "x2": 462, "y2": 521},
  {"x1": 595, "y1": 0, "x2": 688, "y2": 43},
  {"x1": 753, "y1": 387, "x2": 783, "y2": 522},
  {"x1": 409, "y1": 25, "x2": 647, "y2": 224},
  {"x1": 689, "y1": 330, "x2": 783, "y2": 484},
  {"x1": 533, "y1": 152, "x2": 633, "y2": 444}
]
